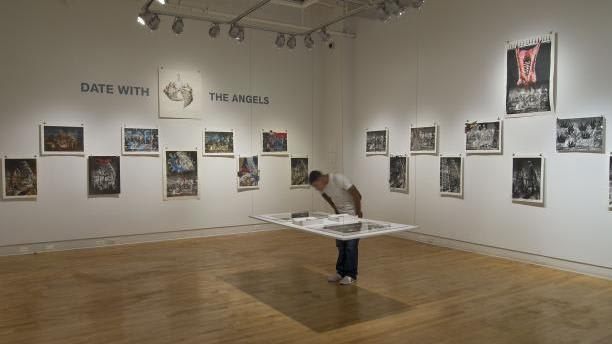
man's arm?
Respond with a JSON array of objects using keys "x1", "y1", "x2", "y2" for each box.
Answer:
[
  {"x1": 348, "y1": 186, "x2": 363, "y2": 218},
  {"x1": 321, "y1": 193, "x2": 340, "y2": 214}
]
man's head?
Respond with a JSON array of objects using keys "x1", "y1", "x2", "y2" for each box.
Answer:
[{"x1": 309, "y1": 170, "x2": 328, "y2": 191}]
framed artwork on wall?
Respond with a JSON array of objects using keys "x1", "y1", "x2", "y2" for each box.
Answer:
[
  {"x1": 88, "y1": 156, "x2": 121, "y2": 196},
  {"x1": 237, "y1": 155, "x2": 260, "y2": 190},
  {"x1": 2, "y1": 157, "x2": 38, "y2": 200},
  {"x1": 410, "y1": 125, "x2": 438, "y2": 154},
  {"x1": 465, "y1": 120, "x2": 503, "y2": 154},
  {"x1": 40, "y1": 123, "x2": 85, "y2": 156},
  {"x1": 389, "y1": 154, "x2": 408, "y2": 192},
  {"x1": 261, "y1": 130, "x2": 288, "y2": 156},
  {"x1": 440, "y1": 155, "x2": 463, "y2": 197},
  {"x1": 556, "y1": 116, "x2": 605, "y2": 153},
  {"x1": 512, "y1": 155, "x2": 545, "y2": 204},
  {"x1": 122, "y1": 126, "x2": 160, "y2": 155},
  {"x1": 290, "y1": 155, "x2": 309, "y2": 188},
  {"x1": 158, "y1": 67, "x2": 202, "y2": 119},
  {"x1": 163, "y1": 150, "x2": 199, "y2": 200},
  {"x1": 365, "y1": 129, "x2": 389, "y2": 156},
  {"x1": 506, "y1": 33, "x2": 556, "y2": 117},
  {"x1": 203, "y1": 129, "x2": 234, "y2": 157}
]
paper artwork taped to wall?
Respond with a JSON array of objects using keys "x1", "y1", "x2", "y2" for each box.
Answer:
[
  {"x1": 158, "y1": 67, "x2": 202, "y2": 119},
  {"x1": 440, "y1": 156, "x2": 463, "y2": 196},
  {"x1": 237, "y1": 156, "x2": 260, "y2": 190},
  {"x1": 2, "y1": 158, "x2": 37, "y2": 199},
  {"x1": 506, "y1": 33, "x2": 555, "y2": 116},
  {"x1": 88, "y1": 156, "x2": 120, "y2": 195},
  {"x1": 465, "y1": 121, "x2": 502, "y2": 154},
  {"x1": 410, "y1": 126, "x2": 437, "y2": 154},
  {"x1": 203, "y1": 130, "x2": 234, "y2": 156},
  {"x1": 164, "y1": 150, "x2": 199, "y2": 200},
  {"x1": 40, "y1": 124, "x2": 85, "y2": 155},
  {"x1": 262, "y1": 130, "x2": 288, "y2": 155},
  {"x1": 290, "y1": 156, "x2": 309, "y2": 188},
  {"x1": 512, "y1": 156, "x2": 544, "y2": 203},
  {"x1": 389, "y1": 155, "x2": 408, "y2": 192},
  {"x1": 366, "y1": 129, "x2": 388, "y2": 155},
  {"x1": 556, "y1": 116, "x2": 605, "y2": 153},
  {"x1": 122, "y1": 127, "x2": 159, "y2": 155}
]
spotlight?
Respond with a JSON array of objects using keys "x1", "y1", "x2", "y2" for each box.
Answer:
[
  {"x1": 274, "y1": 33, "x2": 286, "y2": 48},
  {"x1": 171, "y1": 17, "x2": 184, "y2": 34},
  {"x1": 411, "y1": 0, "x2": 425, "y2": 9},
  {"x1": 376, "y1": 5, "x2": 391, "y2": 22},
  {"x1": 287, "y1": 35, "x2": 297, "y2": 50},
  {"x1": 209, "y1": 23, "x2": 220, "y2": 38},
  {"x1": 304, "y1": 34, "x2": 314, "y2": 50},
  {"x1": 385, "y1": 0, "x2": 400, "y2": 16},
  {"x1": 138, "y1": 10, "x2": 160, "y2": 30},
  {"x1": 229, "y1": 24, "x2": 245, "y2": 42},
  {"x1": 319, "y1": 27, "x2": 331, "y2": 42},
  {"x1": 156, "y1": 0, "x2": 166, "y2": 4}
]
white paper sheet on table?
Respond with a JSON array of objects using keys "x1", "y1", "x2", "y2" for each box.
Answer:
[{"x1": 251, "y1": 211, "x2": 418, "y2": 240}]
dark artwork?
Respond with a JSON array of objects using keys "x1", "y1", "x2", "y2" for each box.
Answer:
[
  {"x1": 3, "y1": 159, "x2": 37, "y2": 198},
  {"x1": 262, "y1": 131, "x2": 288, "y2": 153},
  {"x1": 238, "y1": 156, "x2": 259, "y2": 188},
  {"x1": 389, "y1": 156, "x2": 407, "y2": 190},
  {"x1": 88, "y1": 156, "x2": 120, "y2": 195},
  {"x1": 440, "y1": 157, "x2": 462, "y2": 195},
  {"x1": 205, "y1": 131, "x2": 234, "y2": 154},
  {"x1": 366, "y1": 130, "x2": 387, "y2": 153},
  {"x1": 43, "y1": 126, "x2": 84, "y2": 152},
  {"x1": 410, "y1": 126, "x2": 436, "y2": 152},
  {"x1": 506, "y1": 35, "x2": 553, "y2": 115},
  {"x1": 556, "y1": 117, "x2": 605, "y2": 153},
  {"x1": 609, "y1": 156, "x2": 611, "y2": 208},
  {"x1": 290, "y1": 157, "x2": 309, "y2": 186},
  {"x1": 124, "y1": 128, "x2": 159, "y2": 153},
  {"x1": 512, "y1": 157, "x2": 543, "y2": 202},
  {"x1": 465, "y1": 121, "x2": 501, "y2": 152},
  {"x1": 165, "y1": 151, "x2": 198, "y2": 198}
]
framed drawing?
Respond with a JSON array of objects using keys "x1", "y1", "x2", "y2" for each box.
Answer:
[
  {"x1": 410, "y1": 125, "x2": 438, "y2": 154},
  {"x1": 203, "y1": 129, "x2": 234, "y2": 156},
  {"x1": 40, "y1": 123, "x2": 85, "y2": 156},
  {"x1": 512, "y1": 155, "x2": 544, "y2": 204},
  {"x1": 158, "y1": 67, "x2": 202, "y2": 119},
  {"x1": 506, "y1": 33, "x2": 556, "y2": 116},
  {"x1": 2, "y1": 157, "x2": 38, "y2": 200},
  {"x1": 389, "y1": 155, "x2": 408, "y2": 192},
  {"x1": 122, "y1": 126, "x2": 160, "y2": 155},
  {"x1": 465, "y1": 120, "x2": 503, "y2": 154},
  {"x1": 163, "y1": 150, "x2": 199, "y2": 200},
  {"x1": 365, "y1": 129, "x2": 389, "y2": 155},
  {"x1": 440, "y1": 155, "x2": 463, "y2": 197},
  {"x1": 290, "y1": 155, "x2": 309, "y2": 188},
  {"x1": 261, "y1": 130, "x2": 288, "y2": 156},
  {"x1": 88, "y1": 156, "x2": 121, "y2": 196},
  {"x1": 237, "y1": 155, "x2": 260, "y2": 190},
  {"x1": 556, "y1": 116, "x2": 605, "y2": 153}
]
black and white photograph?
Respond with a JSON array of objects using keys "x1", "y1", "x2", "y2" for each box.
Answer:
[
  {"x1": 122, "y1": 127, "x2": 159, "y2": 155},
  {"x1": 389, "y1": 155, "x2": 408, "y2": 192},
  {"x1": 506, "y1": 33, "x2": 555, "y2": 116},
  {"x1": 2, "y1": 158, "x2": 38, "y2": 200},
  {"x1": 290, "y1": 156, "x2": 309, "y2": 188},
  {"x1": 366, "y1": 129, "x2": 388, "y2": 155},
  {"x1": 465, "y1": 120, "x2": 502, "y2": 154},
  {"x1": 410, "y1": 125, "x2": 437, "y2": 154},
  {"x1": 158, "y1": 67, "x2": 202, "y2": 119},
  {"x1": 556, "y1": 116, "x2": 605, "y2": 153},
  {"x1": 88, "y1": 156, "x2": 121, "y2": 196},
  {"x1": 40, "y1": 124, "x2": 85, "y2": 155},
  {"x1": 440, "y1": 156, "x2": 463, "y2": 197},
  {"x1": 163, "y1": 150, "x2": 199, "y2": 200},
  {"x1": 512, "y1": 156, "x2": 544, "y2": 203}
]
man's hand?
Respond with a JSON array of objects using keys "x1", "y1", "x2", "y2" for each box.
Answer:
[{"x1": 356, "y1": 210, "x2": 363, "y2": 218}]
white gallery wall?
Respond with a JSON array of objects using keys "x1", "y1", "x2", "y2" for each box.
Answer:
[
  {"x1": 349, "y1": 0, "x2": 612, "y2": 268},
  {"x1": 0, "y1": 0, "x2": 345, "y2": 246}
]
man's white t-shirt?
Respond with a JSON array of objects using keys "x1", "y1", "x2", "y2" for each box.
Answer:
[{"x1": 322, "y1": 173, "x2": 355, "y2": 215}]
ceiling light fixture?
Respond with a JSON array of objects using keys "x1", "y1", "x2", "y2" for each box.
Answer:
[
  {"x1": 137, "y1": 10, "x2": 160, "y2": 30},
  {"x1": 319, "y1": 27, "x2": 331, "y2": 42},
  {"x1": 385, "y1": 0, "x2": 401, "y2": 16},
  {"x1": 274, "y1": 33, "x2": 286, "y2": 48},
  {"x1": 208, "y1": 23, "x2": 220, "y2": 38},
  {"x1": 156, "y1": 0, "x2": 166, "y2": 5},
  {"x1": 287, "y1": 35, "x2": 297, "y2": 50},
  {"x1": 171, "y1": 17, "x2": 184, "y2": 34},
  {"x1": 304, "y1": 34, "x2": 314, "y2": 50},
  {"x1": 376, "y1": 5, "x2": 391, "y2": 22},
  {"x1": 411, "y1": 0, "x2": 425, "y2": 9},
  {"x1": 229, "y1": 24, "x2": 244, "y2": 42}
]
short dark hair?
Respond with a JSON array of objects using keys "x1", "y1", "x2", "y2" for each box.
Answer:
[{"x1": 309, "y1": 170, "x2": 323, "y2": 185}]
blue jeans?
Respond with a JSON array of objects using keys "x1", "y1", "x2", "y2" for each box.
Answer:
[{"x1": 336, "y1": 239, "x2": 359, "y2": 279}]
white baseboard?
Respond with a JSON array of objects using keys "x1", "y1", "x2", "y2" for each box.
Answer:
[
  {"x1": 392, "y1": 231, "x2": 612, "y2": 281},
  {"x1": 0, "y1": 224, "x2": 282, "y2": 257}
]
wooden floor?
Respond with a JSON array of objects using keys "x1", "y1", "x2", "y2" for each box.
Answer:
[{"x1": 1, "y1": 230, "x2": 612, "y2": 344}]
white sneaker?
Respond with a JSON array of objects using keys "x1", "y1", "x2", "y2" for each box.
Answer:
[
  {"x1": 327, "y1": 273, "x2": 342, "y2": 283},
  {"x1": 339, "y1": 276, "x2": 356, "y2": 285}
]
